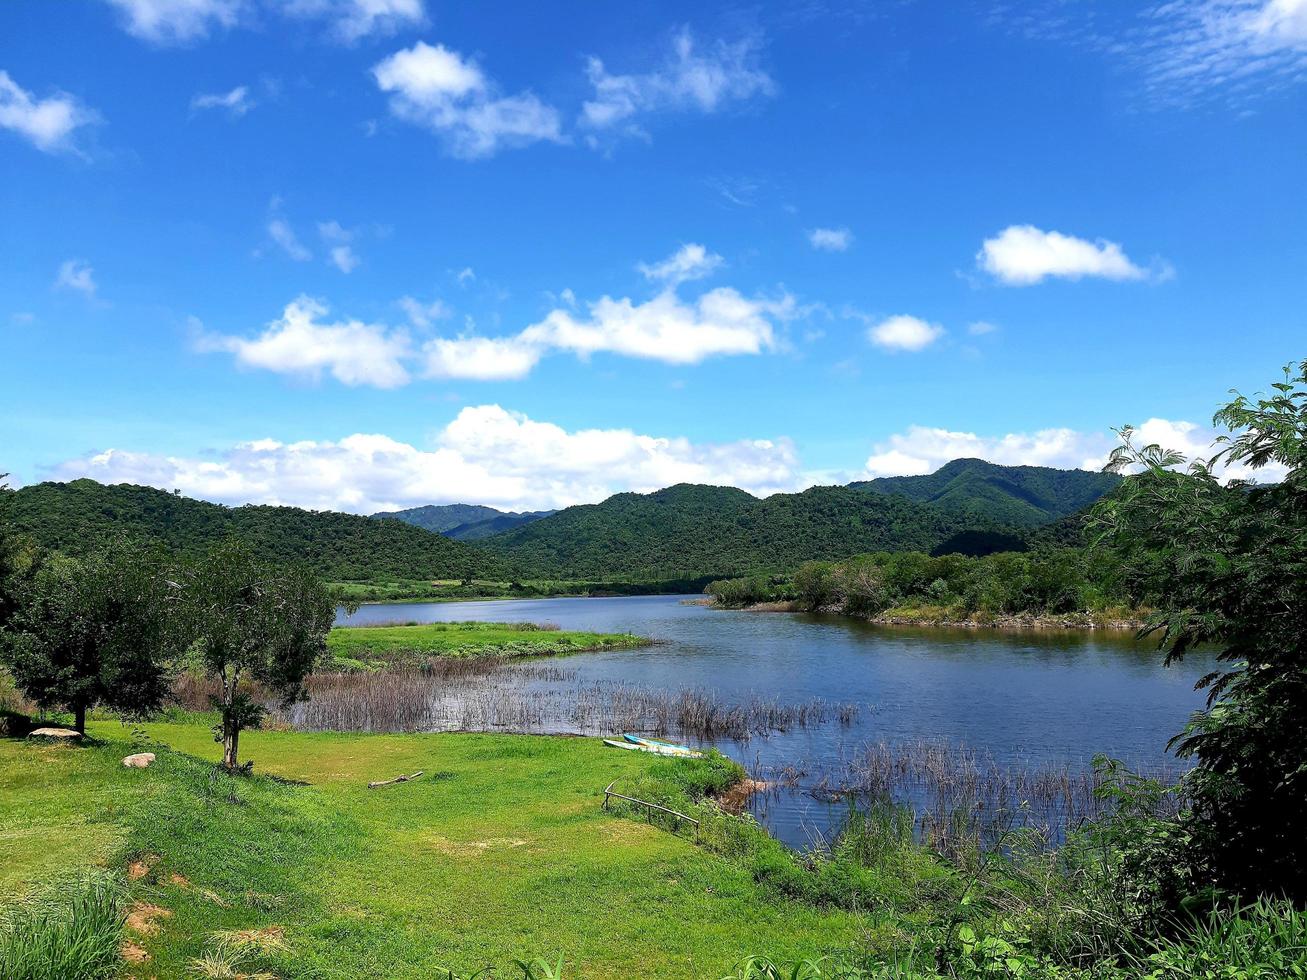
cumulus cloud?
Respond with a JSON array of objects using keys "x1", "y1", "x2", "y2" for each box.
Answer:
[
  {"x1": 398, "y1": 296, "x2": 451, "y2": 328},
  {"x1": 0, "y1": 70, "x2": 98, "y2": 153},
  {"x1": 47, "y1": 405, "x2": 804, "y2": 512},
  {"x1": 54, "y1": 259, "x2": 97, "y2": 298},
  {"x1": 866, "y1": 314, "x2": 944, "y2": 352},
  {"x1": 580, "y1": 28, "x2": 774, "y2": 141},
  {"x1": 978, "y1": 225, "x2": 1156, "y2": 285},
  {"x1": 104, "y1": 0, "x2": 244, "y2": 44},
  {"x1": 637, "y1": 243, "x2": 723, "y2": 285},
  {"x1": 199, "y1": 296, "x2": 412, "y2": 388},
  {"x1": 861, "y1": 418, "x2": 1288, "y2": 483},
  {"x1": 191, "y1": 85, "x2": 253, "y2": 116},
  {"x1": 372, "y1": 41, "x2": 563, "y2": 159},
  {"x1": 808, "y1": 227, "x2": 852, "y2": 251},
  {"x1": 423, "y1": 336, "x2": 543, "y2": 381}
]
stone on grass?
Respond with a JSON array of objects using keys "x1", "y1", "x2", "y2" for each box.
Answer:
[
  {"x1": 122, "y1": 752, "x2": 156, "y2": 768},
  {"x1": 27, "y1": 727, "x2": 82, "y2": 741}
]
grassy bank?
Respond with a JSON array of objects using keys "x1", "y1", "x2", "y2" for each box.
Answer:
[
  {"x1": 711, "y1": 599, "x2": 1145, "y2": 631},
  {"x1": 330, "y1": 577, "x2": 714, "y2": 604},
  {"x1": 325, "y1": 621, "x2": 649, "y2": 670},
  {"x1": 1, "y1": 726, "x2": 861, "y2": 978}
]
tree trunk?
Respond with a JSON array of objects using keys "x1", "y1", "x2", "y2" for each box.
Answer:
[{"x1": 74, "y1": 703, "x2": 86, "y2": 734}]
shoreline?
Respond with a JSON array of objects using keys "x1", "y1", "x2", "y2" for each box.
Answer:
[{"x1": 708, "y1": 598, "x2": 1148, "y2": 632}]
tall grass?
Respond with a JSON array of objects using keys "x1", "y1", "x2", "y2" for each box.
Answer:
[{"x1": 0, "y1": 871, "x2": 126, "y2": 980}]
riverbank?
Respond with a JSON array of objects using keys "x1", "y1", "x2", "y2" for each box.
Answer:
[{"x1": 707, "y1": 598, "x2": 1147, "y2": 631}]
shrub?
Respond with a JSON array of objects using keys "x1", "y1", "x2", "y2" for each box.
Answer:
[{"x1": 0, "y1": 870, "x2": 126, "y2": 980}]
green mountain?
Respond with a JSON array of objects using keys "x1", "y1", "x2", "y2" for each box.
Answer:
[
  {"x1": 476, "y1": 483, "x2": 999, "y2": 580},
  {"x1": 372, "y1": 503, "x2": 505, "y2": 534},
  {"x1": 373, "y1": 503, "x2": 554, "y2": 540},
  {"x1": 6, "y1": 480, "x2": 497, "y2": 581},
  {"x1": 849, "y1": 458, "x2": 1120, "y2": 527}
]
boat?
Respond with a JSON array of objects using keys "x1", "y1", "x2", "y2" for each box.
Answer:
[
  {"x1": 621, "y1": 733, "x2": 701, "y2": 756},
  {"x1": 602, "y1": 738, "x2": 704, "y2": 759}
]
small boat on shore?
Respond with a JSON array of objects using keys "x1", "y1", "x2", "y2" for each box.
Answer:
[{"x1": 603, "y1": 737, "x2": 704, "y2": 758}]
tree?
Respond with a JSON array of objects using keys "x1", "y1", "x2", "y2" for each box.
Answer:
[
  {"x1": 1091, "y1": 359, "x2": 1307, "y2": 901},
  {"x1": 181, "y1": 539, "x2": 334, "y2": 771},
  {"x1": 1, "y1": 540, "x2": 179, "y2": 733}
]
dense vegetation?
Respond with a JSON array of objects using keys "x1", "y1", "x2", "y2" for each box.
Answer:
[
  {"x1": 373, "y1": 502, "x2": 555, "y2": 540},
  {"x1": 708, "y1": 546, "x2": 1132, "y2": 624},
  {"x1": 477, "y1": 483, "x2": 1012, "y2": 580},
  {"x1": 7, "y1": 479, "x2": 498, "y2": 581},
  {"x1": 851, "y1": 458, "x2": 1121, "y2": 528}
]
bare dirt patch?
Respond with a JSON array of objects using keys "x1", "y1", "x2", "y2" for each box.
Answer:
[
  {"x1": 121, "y1": 939, "x2": 151, "y2": 963},
  {"x1": 126, "y1": 854, "x2": 160, "y2": 881},
  {"x1": 716, "y1": 778, "x2": 769, "y2": 814},
  {"x1": 125, "y1": 901, "x2": 173, "y2": 936},
  {"x1": 428, "y1": 835, "x2": 529, "y2": 857}
]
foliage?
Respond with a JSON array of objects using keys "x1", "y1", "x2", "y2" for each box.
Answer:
[
  {"x1": 7, "y1": 478, "x2": 497, "y2": 582},
  {"x1": 0, "y1": 870, "x2": 126, "y2": 980},
  {"x1": 1091, "y1": 359, "x2": 1307, "y2": 901},
  {"x1": 480, "y1": 483, "x2": 1017, "y2": 581},
  {"x1": 711, "y1": 547, "x2": 1129, "y2": 622},
  {"x1": 850, "y1": 459, "x2": 1121, "y2": 529},
  {"x1": 180, "y1": 539, "x2": 335, "y2": 769},
  {"x1": 324, "y1": 621, "x2": 646, "y2": 669},
  {"x1": 0, "y1": 540, "x2": 182, "y2": 732},
  {"x1": 373, "y1": 502, "x2": 555, "y2": 540}
]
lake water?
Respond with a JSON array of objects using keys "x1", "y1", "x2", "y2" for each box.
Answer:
[{"x1": 339, "y1": 594, "x2": 1213, "y2": 848}]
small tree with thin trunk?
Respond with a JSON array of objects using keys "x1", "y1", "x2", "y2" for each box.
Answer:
[
  {"x1": 182, "y1": 539, "x2": 334, "y2": 771},
  {"x1": 1, "y1": 540, "x2": 178, "y2": 733}
]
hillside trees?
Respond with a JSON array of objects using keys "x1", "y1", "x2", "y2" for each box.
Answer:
[{"x1": 1092, "y1": 359, "x2": 1307, "y2": 901}]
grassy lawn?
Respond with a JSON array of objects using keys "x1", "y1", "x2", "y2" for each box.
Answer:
[
  {"x1": 325, "y1": 621, "x2": 648, "y2": 669},
  {"x1": 0, "y1": 725, "x2": 860, "y2": 979}
]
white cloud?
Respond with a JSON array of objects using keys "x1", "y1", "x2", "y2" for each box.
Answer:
[
  {"x1": 47, "y1": 405, "x2": 804, "y2": 513},
  {"x1": 978, "y1": 225, "x2": 1153, "y2": 285},
  {"x1": 200, "y1": 296, "x2": 412, "y2": 388},
  {"x1": 861, "y1": 418, "x2": 1289, "y2": 484},
  {"x1": 968, "y1": 321, "x2": 998, "y2": 336},
  {"x1": 104, "y1": 0, "x2": 243, "y2": 44},
  {"x1": 637, "y1": 243, "x2": 723, "y2": 285},
  {"x1": 54, "y1": 259, "x2": 97, "y2": 298},
  {"x1": 190, "y1": 85, "x2": 253, "y2": 116},
  {"x1": 521, "y1": 288, "x2": 788, "y2": 365},
  {"x1": 866, "y1": 314, "x2": 944, "y2": 352},
  {"x1": 285, "y1": 0, "x2": 425, "y2": 42},
  {"x1": 580, "y1": 28, "x2": 774, "y2": 139},
  {"x1": 808, "y1": 227, "x2": 852, "y2": 251},
  {"x1": 268, "y1": 218, "x2": 312, "y2": 261},
  {"x1": 0, "y1": 71, "x2": 97, "y2": 153},
  {"x1": 398, "y1": 296, "x2": 451, "y2": 328},
  {"x1": 422, "y1": 336, "x2": 542, "y2": 380},
  {"x1": 372, "y1": 41, "x2": 563, "y2": 159},
  {"x1": 329, "y1": 245, "x2": 359, "y2": 273}
]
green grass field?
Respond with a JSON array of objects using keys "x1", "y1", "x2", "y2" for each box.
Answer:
[
  {"x1": 0, "y1": 725, "x2": 860, "y2": 979},
  {"x1": 324, "y1": 621, "x2": 648, "y2": 669}
]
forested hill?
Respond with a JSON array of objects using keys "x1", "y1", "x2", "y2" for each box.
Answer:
[
  {"x1": 849, "y1": 458, "x2": 1120, "y2": 527},
  {"x1": 5, "y1": 480, "x2": 497, "y2": 581},
  {"x1": 474, "y1": 482, "x2": 1002, "y2": 580},
  {"x1": 372, "y1": 503, "x2": 505, "y2": 534}
]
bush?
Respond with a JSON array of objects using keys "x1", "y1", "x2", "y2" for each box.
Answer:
[{"x1": 0, "y1": 870, "x2": 126, "y2": 980}]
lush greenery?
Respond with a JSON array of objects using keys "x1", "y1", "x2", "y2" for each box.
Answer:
[
  {"x1": 7, "y1": 478, "x2": 498, "y2": 581},
  {"x1": 0, "y1": 726, "x2": 863, "y2": 978},
  {"x1": 708, "y1": 545, "x2": 1133, "y2": 624},
  {"x1": 330, "y1": 574, "x2": 719, "y2": 604},
  {"x1": 0, "y1": 870, "x2": 126, "y2": 980},
  {"x1": 850, "y1": 458, "x2": 1121, "y2": 529},
  {"x1": 324, "y1": 621, "x2": 647, "y2": 670},
  {"x1": 1090, "y1": 359, "x2": 1307, "y2": 903},
  {"x1": 478, "y1": 483, "x2": 1012, "y2": 581}
]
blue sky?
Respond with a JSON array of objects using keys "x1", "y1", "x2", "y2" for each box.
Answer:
[{"x1": 2, "y1": 0, "x2": 1304, "y2": 512}]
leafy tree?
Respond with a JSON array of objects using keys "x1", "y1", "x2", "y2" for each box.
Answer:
[
  {"x1": 1091, "y1": 360, "x2": 1307, "y2": 901},
  {"x1": 0, "y1": 540, "x2": 179, "y2": 733},
  {"x1": 181, "y1": 539, "x2": 334, "y2": 770}
]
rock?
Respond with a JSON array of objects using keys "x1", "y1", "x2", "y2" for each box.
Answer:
[
  {"x1": 122, "y1": 752, "x2": 156, "y2": 768},
  {"x1": 27, "y1": 727, "x2": 82, "y2": 741}
]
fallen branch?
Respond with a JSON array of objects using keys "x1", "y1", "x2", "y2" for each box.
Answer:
[{"x1": 368, "y1": 770, "x2": 423, "y2": 789}]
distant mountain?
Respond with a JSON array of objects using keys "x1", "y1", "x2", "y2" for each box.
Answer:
[
  {"x1": 373, "y1": 503, "x2": 553, "y2": 539},
  {"x1": 372, "y1": 503, "x2": 505, "y2": 534},
  {"x1": 7, "y1": 480, "x2": 498, "y2": 582},
  {"x1": 849, "y1": 458, "x2": 1120, "y2": 528},
  {"x1": 476, "y1": 482, "x2": 1000, "y2": 580}
]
